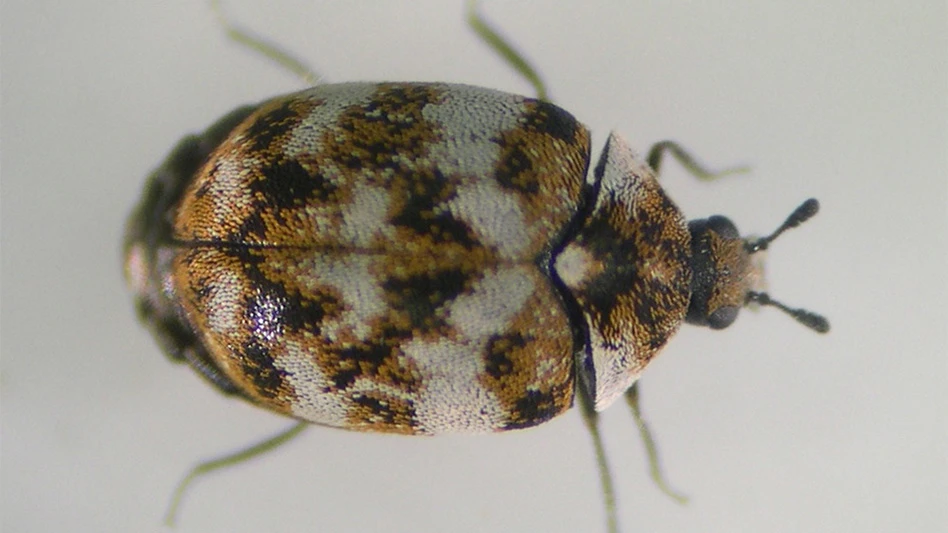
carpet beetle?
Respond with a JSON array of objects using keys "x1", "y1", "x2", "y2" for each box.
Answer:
[
  {"x1": 125, "y1": 81, "x2": 827, "y2": 432},
  {"x1": 123, "y1": 3, "x2": 828, "y2": 530}
]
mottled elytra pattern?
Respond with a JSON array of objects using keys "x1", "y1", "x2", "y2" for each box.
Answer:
[
  {"x1": 124, "y1": 82, "x2": 703, "y2": 436},
  {"x1": 170, "y1": 83, "x2": 591, "y2": 434}
]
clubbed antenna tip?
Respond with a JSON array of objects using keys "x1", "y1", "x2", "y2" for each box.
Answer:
[{"x1": 748, "y1": 198, "x2": 820, "y2": 253}]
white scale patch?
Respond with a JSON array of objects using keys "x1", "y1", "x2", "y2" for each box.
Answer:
[
  {"x1": 422, "y1": 85, "x2": 532, "y2": 259},
  {"x1": 408, "y1": 266, "x2": 536, "y2": 433},
  {"x1": 420, "y1": 85, "x2": 525, "y2": 178},
  {"x1": 422, "y1": 85, "x2": 526, "y2": 179},
  {"x1": 202, "y1": 267, "x2": 244, "y2": 336},
  {"x1": 205, "y1": 158, "x2": 254, "y2": 231},
  {"x1": 276, "y1": 339, "x2": 349, "y2": 426},
  {"x1": 553, "y1": 242, "x2": 594, "y2": 289},
  {"x1": 289, "y1": 254, "x2": 387, "y2": 342},
  {"x1": 158, "y1": 248, "x2": 178, "y2": 308},
  {"x1": 446, "y1": 180, "x2": 530, "y2": 259},
  {"x1": 447, "y1": 266, "x2": 535, "y2": 340},
  {"x1": 596, "y1": 132, "x2": 650, "y2": 211},
  {"x1": 338, "y1": 182, "x2": 395, "y2": 248},
  {"x1": 404, "y1": 337, "x2": 503, "y2": 433},
  {"x1": 284, "y1": 83, "x2": 379, "y2": 159},
  {"x1": 124, "y1": 244, "x2": 148, "y2": 296}
]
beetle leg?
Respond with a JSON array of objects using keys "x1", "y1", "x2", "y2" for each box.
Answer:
[
  {"x1": 624, "y1": 383, "x2": 688, "y2": 504},
  {"x1": 646, "y1": 140, "x2": 749, "y2": 180},
  {"x1": 163, "y1": 421, "x2": 308, "y2": 526},
  {"x1": 209, "y1": 0, "x2": 322, "y2": 85},
  {"x1": 577, "y1": 383, "x2": 619, "y2": 533},
  {"x1": 466, "y1": 0, "x2": 549, "y2": 101}
]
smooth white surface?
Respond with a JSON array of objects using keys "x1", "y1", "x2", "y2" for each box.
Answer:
[{"x1": 2, "y1": 1, "x2": 945, "y2": 532}]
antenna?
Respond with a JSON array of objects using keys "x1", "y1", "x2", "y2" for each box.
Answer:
[
  {"x1": 742, "y1": 198, "x2": 829, "y2": 333},
  {"x1": 747, "y1": 198, "x2": 820, "y2": 253},
  {"x1": 746, "y1": 291, "x2": 830, "y2": 333}
]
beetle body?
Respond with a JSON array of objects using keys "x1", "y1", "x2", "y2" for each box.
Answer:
[{"x1": 125, "y1": 82, "x2": 769, "y2": 434}]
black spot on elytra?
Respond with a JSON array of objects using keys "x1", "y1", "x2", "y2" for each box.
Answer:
[
  {"x1": 390, "y1": 171, "x2": 478, "y2": 248},
  {"x1": 368, "y1": 140, "x2": 419, "y2": 171},
  {"x1": 495, "y1": 144, "x2": 539, "y2": 195},
  {"x1": 351, "y1": 393, "x2": 415, "y2": 425},
  {"x1": 240, "y1": 339, "x2": 285, "y2": 399},
  {"x1": 523, "y1": 101, "x2": 580, "y2": 143},
  {"x1": 371, "y1": 85, "x2": 438, "y2": 118},
  {"x1": 334, "y1": 84, "x2": 438, "y2": 171},
  {"x1": 234, "y1": 248, "x2": 336, "y2": 335},
  {"x1": 246, "y1": 103, "x2": 299, "y2": 152},
  {"x1": 195, "y1": 282, "x2": 214, "y2": 301},
  {"x1": 332, "y1": 325, "x2": 418, "y2": 392},
  {"x1": 328, "y1": 364, "x2": 359, "y2": 391},
  {"x1": 484, "y1": 333, "x2": 531, "y2": 379},
  {"x1": 506, "y1": 389, "x2": 560, "y2": 429},
  {"x1": 263, "y1": 288, "x2": 331, "y2": 336},
  {"x1": 382, "y1": 268, "x2": 470, "y2": 332},
  {"x1": 343, "y1": 153, "x2": 364, "y2": 170},
  {"x1": 250, "y1": 159, "x2": 337, "y2": 211},
  {"x1": 233, "y1": 209, "x2": 268, "y2": 243},
  {"x1": 333, "y1": 341, "x2": 392, "y2": 390}
]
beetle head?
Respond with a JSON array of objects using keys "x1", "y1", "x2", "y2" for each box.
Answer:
[{"x1": 685, "y1": 198, "x2": 829, "y2": 333}]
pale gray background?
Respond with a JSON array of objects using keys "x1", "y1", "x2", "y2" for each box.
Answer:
[{"x1": 3, "y1": 1, "x2": 945, "y2": 532}]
